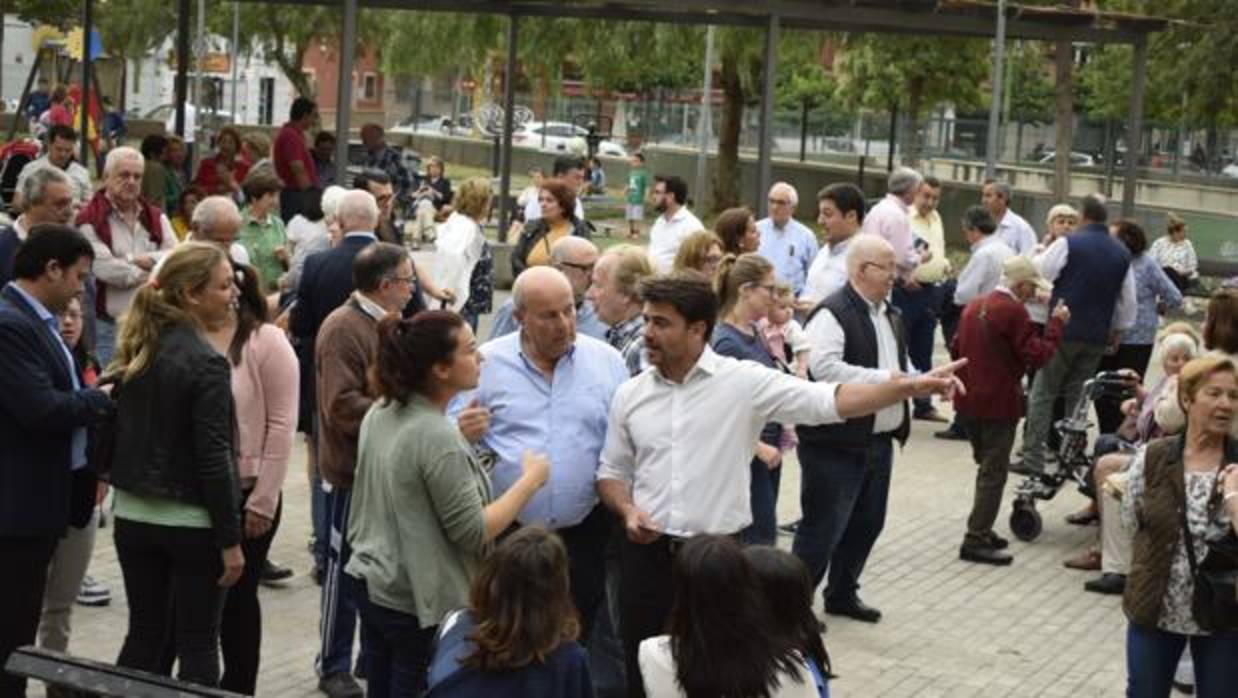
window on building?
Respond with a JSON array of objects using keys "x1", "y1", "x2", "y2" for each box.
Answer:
[
  {"x1": 258, "y1": 77, "x2": 275, "y2": 126},
  {"x1": 362, "y1": 73, "x2": 378, "y2": 102}
]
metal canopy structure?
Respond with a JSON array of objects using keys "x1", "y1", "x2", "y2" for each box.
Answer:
[{"x1": 185, "y1": 0, "x2": 1168, "y2": 224}]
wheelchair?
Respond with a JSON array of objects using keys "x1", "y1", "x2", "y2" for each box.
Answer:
[{"x1": 1008, "y1": 371, "x2": 1139, "y2": 542}]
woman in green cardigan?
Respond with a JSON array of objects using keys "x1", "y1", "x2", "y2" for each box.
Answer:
[{"x1": 344, "y1": 310, "x2": 549, "y2": 697}]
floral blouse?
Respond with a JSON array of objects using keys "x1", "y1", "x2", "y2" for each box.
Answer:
[
  {"x1": 1122, "y1": 446, "x2": 1231, "y2": 635},
  {"x1": 1149, "y1": 236, "x2": 1199, "y2": 279}
]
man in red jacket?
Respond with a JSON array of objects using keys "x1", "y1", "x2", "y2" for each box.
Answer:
[{"x1": 953, "y1": 256, "x2": 1070, "y2": 565}]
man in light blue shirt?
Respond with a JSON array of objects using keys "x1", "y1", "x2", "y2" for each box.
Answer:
[
  {"x1": 455, "y1": 266, "x2": 627, "y2": 641},
  {"x1": 757, "y1": 182, "x2": 820, "y2": 296}
]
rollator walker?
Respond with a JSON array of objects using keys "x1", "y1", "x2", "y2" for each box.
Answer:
[{"x1": 1008, "y1": 371, "x2": 1138, "y2": 542}]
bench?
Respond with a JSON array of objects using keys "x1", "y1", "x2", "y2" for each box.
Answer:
[{"x1": 4, "y1": 646, "x2": 245, "y2": 697}]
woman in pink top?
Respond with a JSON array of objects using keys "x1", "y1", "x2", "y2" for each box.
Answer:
[{"x1": 204, "y1": 263, "x2": 299, "y2": 695}]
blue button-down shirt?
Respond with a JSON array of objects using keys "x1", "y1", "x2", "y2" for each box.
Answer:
[
  {"x1": 451, "y1": 331, "x2": 628, "y2": 528},
  {"x1": 757, "y1": 217, "x2": 820, "y2": 296},
  {"x1": 8, "y1": 283, "x2": 86, "y2": 469}
]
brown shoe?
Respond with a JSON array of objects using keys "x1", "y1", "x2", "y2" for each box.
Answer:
[{"x1": 1063, "y1": 549, "x2": 1101, "y2": 571}]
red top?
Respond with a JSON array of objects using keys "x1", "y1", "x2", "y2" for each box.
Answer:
[
  {"x1": 193, "y1": 154, "x2": 250, "y2": 196},
  {"x1": 952, "y1": 289, "x2": 1065, "y2": 421},
  {"x1": 46, "y1": 103, "x2": 73, "y2": 127},
  {"x1": 273, "y1": 122, "x2": 318, "y2": 191}
]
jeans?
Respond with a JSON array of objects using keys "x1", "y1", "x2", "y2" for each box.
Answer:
[
  {"x1": 893, "y1": 282, "x2": 940, "y2": 414},
  {"x1": 220, "y1": 492, "x2": 282, "y2": 696},
  {"x1": 349, "y1": 575, "x2": 437, "y2": 698},
  {"x1": 39, "y1": 510, "x2": 99, "y2": 653},
  {"x1": 95, "y1": 317, "x2": 116, "y2": 368},
  {"x1": 1126, "y1": 623, "x2": 1238, "y2": 698},
  {"x1": 114, "y1": 518, "x2": 227, "y2": 687},
  {"x1": 0, "y1": 536, "x2": 57, "y2": 698},
  {"x1": 744, "y1": 459, "x2": 782, "y2": 546},
  {"x1": 1022, "y1": 341, "x2": 1107, "y2": 474},
  {"x1": 792, "y1": 436, "x2": 893, "y2": 604},
  {"x1": 960, "y1": 418, "x2": 1017, "y2": 547},
  {"x1": 317, "y1": 487, "x2": 366, "y2": 678}
]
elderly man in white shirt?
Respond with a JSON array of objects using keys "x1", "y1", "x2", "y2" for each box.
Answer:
[
  {"x1": 792, "y1": 234, "x2": 913, "y2": 626},
  {"x1": 597, "y1": 272, "x2": 964, "y2": 696},
  {"x1": 983, "y1": 179, "x2": 1037, "y2": 257},
  {"x1": 646, "y1": 175, "x2": 704, "y2": 273},
  {"x1": 799, "y1": 183, "x2": 867, "y2": 314},
  {"x1": 78, "y1": 147, "x2": 176, "y2": 363}
]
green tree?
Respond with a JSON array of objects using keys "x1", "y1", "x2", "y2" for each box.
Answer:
[
  {"x1": 1005, "y1": 42, "x2": 1054, "y2": 161},
  {"x1": 836, "y1": 35, "x2": 990, "y2": 166}
]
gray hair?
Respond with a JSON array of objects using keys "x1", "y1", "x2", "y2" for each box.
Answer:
[
  {"x1": 985, "y1": 179, "x2": 1013, "y2": 203},
  {"x1": 321, "y1": 185, "x2": 348, "y2": 221},
  {"x1": 512, "y1": 266, "x2": 572, "y2": 312},
  {"x1": 550, "y1": 236, "x2": 598, "y2": 264},
  {"x1": 845, "y1": 233, "x2": 895, "y2": 275},
  {"x1": 103, "y1": 146, "x2": 144, "y2": 177},
  {"x1": 887, "y1": 167, "x2": 923, "y2": 196},
  {"x1": 1160, "y1": 332, "x2": 1199, "y2": 359},
  {"x1": 768, "y1": 181, "x2": 799, "y2": 208},
  {"x1": 191, "y1": 195, "x2": 242, "y2": 234},
  {"x1": 336, "y1": 189, "x2": 380, "y2": 232},
  {"x1": 961, "y1": 205, "x2": 997, "y2": 235},
  {"x1": 21, "y1": 167, "x2": 72, "y2": 208}
]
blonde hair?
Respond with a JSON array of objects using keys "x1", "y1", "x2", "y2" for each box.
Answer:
[
  {"x1": 1045, "y1": 203, "x2": 1079, "y2": 229},
  {"x1": 454, "y1": 176, "x2": 492, "y2": 221},
  {"x1": 601, "y1": 244, "x2": 654, "y2": 301},
  {"x1": 242, "y1": 131, "x2": 271, "y2": 160},
  {"x1": 1178, "y1": 354, "x2": 1237, "y2": 411},
  {"x1": 714, "y1": 253, "x2": 773, "y2": 319},
  {"x1": 109, "y1": 243, "x2": 227, "y2": 380},
  {"x1": 672, "y1": 230, "x2": 722, "y2": 274}
]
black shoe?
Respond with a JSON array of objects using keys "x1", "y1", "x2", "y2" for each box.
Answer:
[
  {"x1": 959, "y1": 543, "x2": 1014, "y2": 566},
  {"x1": 318, "y1": 672, "x2": 364, "y2": 698},
  {"x1": 986, "y1": 532, "x2": 1009, "y2": 550},
  {"x1": 1008, "y1": 459, "x2": 1042, "y2": 476},
  {"x1": 778, "y1": 519, "x2": 801, "y2": 534},
  {"x1": 825, "y1": 598, "x2": 882, "y2": 623},
  {"x1": 914, "y1": 408, "x2": 949, "y2": 423},
  {"x1": 1173, "y1": 679, "x2": 1196, "y2": 695},
  {"x1": 1083, "y1": 573, "x2": 1127, "y2": 595},
  {"x1": 260, "y1": 559, "x2": 294, "y2": 586},
  {"x1": 933, "y1": 426, "x2": 968, "y2": 441}
]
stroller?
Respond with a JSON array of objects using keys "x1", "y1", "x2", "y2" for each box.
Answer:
[
  {"x1": 0, "y1": 139, "x2": 41, "y2": 214},
  {"x1": 1008, "y1": 371, "x2": 1139, "y2": 541}
]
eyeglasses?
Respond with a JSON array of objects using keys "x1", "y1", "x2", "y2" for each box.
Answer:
[
  {"x1": 386, "y1": 274, "x2": 415, "y2": 285},
  {"x1": 558, "y1": 261, "x2": 595, "y2": 275},
  {"x1": 768, "y1": 198, "x2": 792, "y2": 206}
]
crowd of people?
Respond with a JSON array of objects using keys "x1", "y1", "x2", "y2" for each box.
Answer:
[{"x1": 0, "y1": 89, "x2": 1236, "y2": 698}]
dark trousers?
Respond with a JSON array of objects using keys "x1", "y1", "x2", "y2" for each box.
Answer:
[
  {"x1": 619, "y1": 536, "x2": 677, "y2": 698},
  {"x1": 960, "y1": 417, "x2": 1018, "y2": 547},
  {"x1": 1095, "y1": 343, "x2": 1154, "y2": 435},
  {"x1": 589, "y1": 526, "x2": 628, "y2": 698},
  {"x1": 0, "y1": 536, "x2": 57, "y2": 698},
  {"x1": 220, "y1": 492, "x2": 283, "y2": 696},
  {"x1": 318, "y1": 487, "x2": 367, "y2": 678},
  {"x1": 894, "y1": 282, "x2": 941, "y2": 414},
  {"x1": 114, "y1": 518, "x2": 227, "y2": 688},
  {"x1": 1162, "y1": 267, "x2": 1193, "y2": 293},
  {"x1": 744, "y1": 460, "x2": 782, "y2": 546},
  {"x1": 792, "y1": 437, "x2": 893, "y2": 604},
  {"x1": 558, "y1": 504, "x2": 614, "y2": 643},
  {"x1": 348, "y1": 575, "x2": 437, "y2": 698},
  {"x1": 1126, "y1": 623, "x2": 1238, "y2": 698}
]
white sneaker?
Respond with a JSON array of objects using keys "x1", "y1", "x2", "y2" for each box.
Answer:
[{"x1": 75, "y1": 575, "x2": 111, "y2": 607}]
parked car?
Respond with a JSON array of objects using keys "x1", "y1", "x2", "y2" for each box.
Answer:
[
  {"x1": 1037, "y1": 151, "x2": 1097, "y2": 167},
  {"x1": 513, "y1": 120, "x2": 627, "y2": 157}
]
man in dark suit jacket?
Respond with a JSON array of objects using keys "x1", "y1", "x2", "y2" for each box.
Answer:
[{"x1": 0, "y1": 224, "x2": 113, "y2": 698}]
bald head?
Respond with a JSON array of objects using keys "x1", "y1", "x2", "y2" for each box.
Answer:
[
  {"x1": 191, "y1": 196, "x2": 243, "y2": 251},
  {"x1": 513, "y1": 266, "x2": 574, "y2": 313},
  {"x1": 846, "y1": 234, "x2": 897, "y2": 303},
  {"x1": 550, "y1": 236, "x2": 599, "y2": 303},
  {"x1": 513, "y1": 266, "x2": 577, "y2": 364}
]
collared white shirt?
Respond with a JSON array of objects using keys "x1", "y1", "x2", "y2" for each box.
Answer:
[
  {"x1": 995, "y1": 209, "x2": 1038, "y2": 257},
  {"x1": 80, "y1": 203, "x2": 177, "y2": 318},
  {"x1": 954, "y1": 235, "x2": 1014, "y2": 307},
  {"x1": 354, "y1": 291, "x2": 389, "y2": 321},
  {"x1": 804, "y1": 286, "x2": 904, "y2": 433},
  {"x1": 1036, "y1": 235, "x2": 1138, "y2": 331},
  {"x1": 15, "y1": 156, "x2": 94, "y2": 207},
  {"x1": 597, "y1": 345, "x2": 842, "y2": 537},
  {"x1": 648, "y1": 206, "x2": 705, "y2": 273},
  {"x1": 800, "y1": 236, "x2": 853, "y2": 306}
]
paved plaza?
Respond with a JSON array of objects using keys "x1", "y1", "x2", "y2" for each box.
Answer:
[{"x1": 34, "y1": 284, "x2": 1130, "y2": 697}]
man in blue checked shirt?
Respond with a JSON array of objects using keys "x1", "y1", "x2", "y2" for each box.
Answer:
[
  {"x1": 757, "y1": 181, "x2": 819, "y2": 297},
  {"x1": 451, "y1": 265, "x2": 628, "y2": 641}
]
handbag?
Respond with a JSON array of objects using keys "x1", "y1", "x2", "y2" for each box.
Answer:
[{"x1": 1179, "y1": 470, "x2": 1238, "y2": 632}]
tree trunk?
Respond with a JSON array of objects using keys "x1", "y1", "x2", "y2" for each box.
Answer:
[
  {"x1": 904, "y1": 76, "x2": 924, "y2": 167},
  {"x1": 1052, "y1": 40, "x2": 1073, "y2": 200},
  {"x1": 713, "y1": 50, "x2": 743, "y2": 212}
]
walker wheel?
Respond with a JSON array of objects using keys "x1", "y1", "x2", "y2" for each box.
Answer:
[{"x1": 1009, "y1": 501, "x2": 1043, "y2": 542}]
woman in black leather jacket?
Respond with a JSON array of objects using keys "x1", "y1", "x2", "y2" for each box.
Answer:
[{"x1": 106, "y1": 242, "x2": 244, "y2": 688}]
